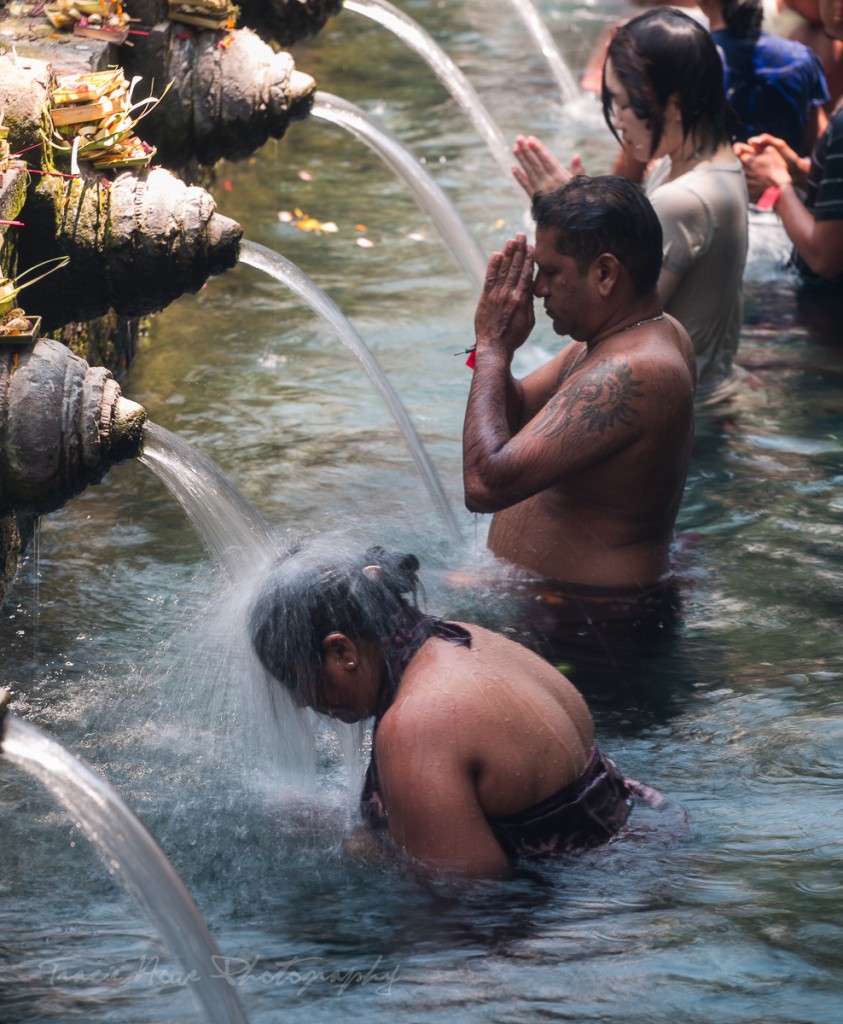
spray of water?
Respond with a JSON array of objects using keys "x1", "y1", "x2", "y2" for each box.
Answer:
[
  {"x1": 342, "y1": 0, "x2": 515, "y2": 181},
  {"x1": 139, "y1": 421, "x2": 282, "y2": 583},
  {"x1": 238, "y1": 239, "x2": 463, "y2": 543},
  {"x1": 311, "y1": 91, "x2": 487, "y2": 291},
  {"x1": 506, "y1": 0, "x2": 579, "y2": 103},
  {"x1": 1, "y1": 710, "x2": 251, "y2": 1024}
]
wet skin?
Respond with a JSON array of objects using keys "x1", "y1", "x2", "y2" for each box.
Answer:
[
  {"x1": 300, "y1": 622, "x2": 597, "y2": 879},
  {"x1": 463, "y1": 233, "x2": 696, "y2": 586}
]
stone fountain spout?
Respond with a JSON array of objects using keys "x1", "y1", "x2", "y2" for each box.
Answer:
[
  {"x1": 122, "y1": 23, "x2": 317, "y2": 166},
  {"x1": 0, "y1": 338, "x2": 147, "y2": 516},
  {"x1": 19, "y1": 168, "x2": 243, "y2": 325}
]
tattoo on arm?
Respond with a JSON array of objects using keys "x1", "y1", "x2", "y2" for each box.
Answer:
[{"x1": 535, "y1": 358, "x2": 644, "y2": 438}]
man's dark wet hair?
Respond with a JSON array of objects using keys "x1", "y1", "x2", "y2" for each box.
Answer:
[
  {"x1": 602, "y1": 8, "x2": 737, "y2": 157},
  {"x1": 722, "y1": 0, "x2": 764, "y2": 36},
  {"x1": 249, "y1": 540, "x2": 420, "y2": 707},
  {"x1": 532, "y1": 175, "x2": 663, "y2": 295}
]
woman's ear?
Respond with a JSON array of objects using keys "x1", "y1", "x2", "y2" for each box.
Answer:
[{"x1": 322, "y1": 633, "x2": 359, "y2": 670}]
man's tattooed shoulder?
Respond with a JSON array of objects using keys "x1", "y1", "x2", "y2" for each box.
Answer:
[{"x1": 537, "y1": 356, "x2": 644, "y2": 438}]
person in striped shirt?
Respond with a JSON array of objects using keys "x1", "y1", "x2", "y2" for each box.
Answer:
[{"x1": 736, "y1": 0, "x2": 843, "y2": 286}]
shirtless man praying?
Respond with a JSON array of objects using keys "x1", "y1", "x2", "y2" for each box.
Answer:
[{"x1": 462, "y1": 175, "x2": 696, "y2": 685}]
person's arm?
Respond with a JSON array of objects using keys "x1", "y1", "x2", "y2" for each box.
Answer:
[
  {"x1": 463, "y1": 234, "x2": 535, "y2": 465},
  {"x1": 464, "y1": 350, "x2": 648, "y2": 513},
  {"x1": 465, "y1": 236, "x2": 579, "y2": 433},
  {"x1": 776, "y1": 187, "x2": 843, "y2": 278},
  {"x1": 512, "y1": 136, "x2": 587, "y2": 198},
  {"x1": 739, "y1": 138, "x2": 843, "y2": 280},
  {"x1": 374, "y1": 706, "x2": 512, "y2": 879},
  {"x1": 647, "y1": 180, "x2": 714, "y2": 306},
  {"x1": 738, "y1": 134, "x2": 810, "y2": 191}
]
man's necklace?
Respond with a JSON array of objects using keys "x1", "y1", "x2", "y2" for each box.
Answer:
[
  {"x1": 564, "y1": 313, "x2": 665, "y2": 380},
  {"x1": 619, "y1": 312, "x2": 665, "y2": 333}
]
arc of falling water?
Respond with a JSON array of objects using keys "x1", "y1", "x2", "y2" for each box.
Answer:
[
  {"x1": 139, "y1": 420, "x2": 282, "y2": 582},
  {"x1": 238, "y1": 240, "x2": 463, "y2": 543},
  {"x1": 142, "y1": 97, "x2": 477, "y2": 563},
  {"x1": 311, "y1": 91, "x2": 486, "y2": 292},
  {"x1": 342, "y1": 0, "x2": 517, "y2": 184},
  {"x1": 0, "y1": 708, "x2": 250, "y2": 1024},
  {"x1": 507, "y1": 0, "x2": 579, "y2": 103}
]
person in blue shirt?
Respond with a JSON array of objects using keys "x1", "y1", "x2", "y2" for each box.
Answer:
[{"x1": 698, "y1": 0, "x2": 829, "y2": 154}]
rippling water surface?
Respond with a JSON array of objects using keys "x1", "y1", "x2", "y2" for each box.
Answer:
[{"x1": 2, "y1": 2, "x2": 842, "y2": 1022}]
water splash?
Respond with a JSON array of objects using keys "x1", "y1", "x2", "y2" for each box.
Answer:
[
  {"x1": 140, "y1": 421, "x2": 281, "y2": 582},
  {"x1": 507, "y1": 0, "x2": 579, "y2": 103},
  {"x1": 238, "y1": 239, "x2": 463, "y2": 543},
  {"x1": 342, "y1": 0, "x2": 515, "y2": 181},
  {"x1": 138, "y1": 426, "x2": 322, "y2": 786},
  {"x1": 1, "y1": 712, "x2": 250, "y2": 1024},
  {"x1": 312, "y1": 91, "x2": 487, "y2": 291}
]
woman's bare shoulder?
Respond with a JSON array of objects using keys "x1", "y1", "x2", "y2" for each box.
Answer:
[{"x1": 401, "y1": 620, "x2": 589, "y2": 713}]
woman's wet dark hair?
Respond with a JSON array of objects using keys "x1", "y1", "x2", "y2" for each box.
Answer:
[
  {"x1": 602, "y1": 8, "x2": 737, "y2": 157},
  {"x1": 249, "y1": 541, "x2": 421, "y2": 706}
]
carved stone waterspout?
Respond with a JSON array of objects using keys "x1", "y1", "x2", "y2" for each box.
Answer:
[
  {"x1": 122, "y1": 25, "x2": 316, "y2": 165},
  {"x1": 18, "y1": 168, "x2": 242, "y2": 324},
  {"x1": 0, "y1": 338, "x2": 146, "y2": 516}
]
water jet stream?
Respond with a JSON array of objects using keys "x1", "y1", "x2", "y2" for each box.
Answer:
[
  {"x1": 342, "y1": 0, "x2": 515, "y2": 181},
  {"x1": 311, "y1": 91, "x2": 486, "y2": 291},
  {"x1": 507, "y1": 0, "x2": 579, "y2": 103},
  {"x1": 238, "y1": 239, "x2": 463, "y2": 543},
  {"x1": 0, "y1": 710, "x2": 250, "y2": 1024},
  {"x1": 140, "y1": 421, "x2": 282, "y2": 581}
]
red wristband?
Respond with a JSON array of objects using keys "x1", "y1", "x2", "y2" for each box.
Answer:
[{"x1": 756, "y1": 185, "x2": 782, "y2": 211}]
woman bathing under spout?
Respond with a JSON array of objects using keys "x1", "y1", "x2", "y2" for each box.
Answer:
[{"x1": 248, "y1": 541, "x2": 669, "y2": 880}]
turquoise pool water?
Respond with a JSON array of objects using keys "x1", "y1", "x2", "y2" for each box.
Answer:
[{"x1": 2, "y1": 3, "x2": 841, "y2": 1021}]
